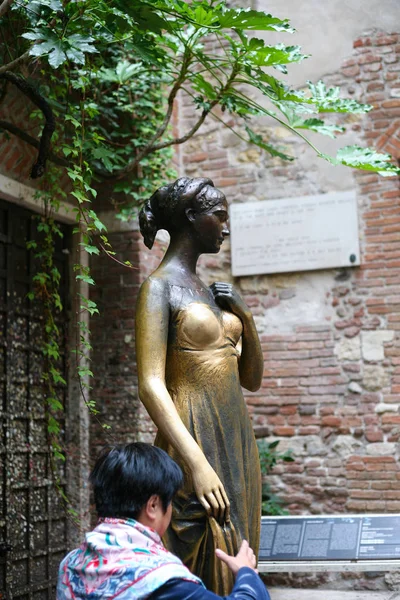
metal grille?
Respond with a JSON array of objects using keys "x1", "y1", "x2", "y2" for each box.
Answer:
[{"x1": 0, "y1": 199, "x2": 71, "y2": 599}]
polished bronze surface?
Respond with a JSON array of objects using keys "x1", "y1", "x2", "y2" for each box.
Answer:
[{"x1": 136, "y1": 177, "x2": 263, "y2": 594}]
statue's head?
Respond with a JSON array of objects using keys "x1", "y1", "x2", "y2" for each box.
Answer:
[{"x1": 139, "y1": 177, "x2": 229, "y2": 252}]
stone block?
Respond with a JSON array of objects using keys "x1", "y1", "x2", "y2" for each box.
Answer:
[
  {"x1": 361, "y1": 330, "x2": 395, "y2": 361},
  {"x1": 366, "y1": 442, "x2": 397, "y2": 456},
  {"x1": 375, "y1": 403, "x2": 400, "y2": 413},
  {"x1": 334, "y1": 336, "x2": 361, "y2": 361},
  {"x1": 332, "y1": 436, "x2": 363, "y2": 458},
  {"x1": 306, "y1": 436, "x2": 329, "y2": 457},
  {"x1": 221, "y1": 130, "x2": 243, "y2": 148},
  {"x1": 348, "y1": 382, "x2": 362, "y2": 394},
  {"x1": 237, "y1": 148, "x2": 261, "y2": 164},
  {"x1": 362, "y1": 365, "x2": 390, "y2": 391},
  {"x1": 385, "y1": 570, "x2": 400, "y2": 590}
]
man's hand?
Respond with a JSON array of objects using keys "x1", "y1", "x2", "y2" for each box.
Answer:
[{"x1": 215, "y1": 540, "x2": 257, "y2": 577}]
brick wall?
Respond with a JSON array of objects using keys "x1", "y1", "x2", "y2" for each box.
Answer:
[
  {"x1": 175, "y1": 30, "x2": 400, "y2": 590},
  {"x1": 89, "y1": 228, "x2": 167, "y2": 456},
  {"x1": 0, "y1": 83, "x2": 71, "y2": 190},
  {"x1": 0, "y1": 84, "x2": 40, "y2": 183}
]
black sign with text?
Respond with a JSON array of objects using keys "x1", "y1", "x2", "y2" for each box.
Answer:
[{"x1": 259, "y1": 515, "x2": 400, "y2": 561}]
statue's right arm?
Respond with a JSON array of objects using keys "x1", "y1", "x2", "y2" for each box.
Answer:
[{"x1": 135, "y1": 277, "x2": 230, "y2": 524}]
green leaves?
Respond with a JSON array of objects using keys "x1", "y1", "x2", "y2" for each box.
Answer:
[
  {"x1": 245, "y1": 126, "x2": 294, "y2": 161},
  {"x1": 27, "y1": 0, "x2": 63, "y2": 11},
  {"x1": 16, "y1": 0, "x2": 396, "y2": 190},
  {"x1": 246, "y1": 42, "x2": 307, "y2": 68},
  {"x1": 79, "y1": 294, "x2": 99, "y2": 316},
  {"x1": 23, "y1": 30, "x2": 97, "y2": 68},
  {"x1": 91, "y1": 147, "x2": 117, "y2": 172},
  {"x1": 323, "y1": 146, "x2": 400, "y2": 176},
  {"x1": 76, "y1": 273, "x2": 95, "y2": 285},
  {"x1": 293, "y1": 117, "x2": 345, "y2": 139},
  {"x1": 65, "y1": 34, "x2": 98, "y2": 63},
  {"x1": 217, "y1": 8, "x2": 294, "y2": 32},
  {"x1": 24, "y1": 30, "x2": 66, "y2": 68},
  {"x1": 98, "y1": 60, "x2": 144, "y2": 84},
  {"x1": 153, "y1": 3, "x2": 294, "y2": 33},
  {"x1": 258, "y1": 439, "x2": 294, "y2": 515},
  {"x1": 308, "y1": 81, "x2": 372, "y2": 114},
  {"x1": 50, "y1": 367, "x2": 66, "y2": 385},
  {"x1": 192, "y1": 73, "x2": 218, "y2": 101}
]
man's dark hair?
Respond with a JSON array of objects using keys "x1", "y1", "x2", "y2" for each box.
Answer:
[{"x1": 89, "y1": 443, "x2": 183, "y2": 519}]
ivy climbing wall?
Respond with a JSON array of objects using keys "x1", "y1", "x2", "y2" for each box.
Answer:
[{"x1": 0, "y1": 200, "x2": 71, "y2": 599}]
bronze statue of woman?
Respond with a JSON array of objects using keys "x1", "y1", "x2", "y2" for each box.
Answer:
[{"x1": 135, "y1": 177, "x2": 263, "y2": 594}]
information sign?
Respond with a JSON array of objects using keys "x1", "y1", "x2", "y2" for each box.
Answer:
[
  {"x1": 230, "y1": 191, "x2": 360, "y2": 276},
  {"x1": 259, "y1": 515, "x2": 400, "y2": 561}
]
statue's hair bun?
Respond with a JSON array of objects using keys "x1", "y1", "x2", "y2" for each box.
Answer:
[
  {"x1": 139, "y1": 186, "x2": 169, "y2": 249},
  {"x1": 139, "y1": 198, "x2": 157, "y2": 249},
  {"x1": 139, "y1": 177, "x2": 218, "y2": 249}
]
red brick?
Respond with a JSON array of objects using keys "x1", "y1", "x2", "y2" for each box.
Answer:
[
  {"x1": 321, "y1": 416, "x2": 342, "y2": 427},
  {"x1": 365, "y1": 429, "x2": 384, "y2": 442},
  {"x1": 354, "y1": 38, "x2": 371, "y2": 48},
  {"x1": 371, "y1": 482, "x2": 391, "y2": 490},
  {"x1": 190, "y1": 152, "x2": 208, "y2": 162},
  {"x1": 273, "y1": 426, "x2": 295, "y2": 436},
  {"x1": 299, "y1": 426, "x2": 320, "y2": 435},
  {"x1": 346, "y1": 500, "x2": 367, "y2": 510},
  {"x1": 342, "y1": 65, "x2": 360, "y2": 77},
  {"x1": 375, "y1": 34, "x2": 398, "y2": 46},
  {"x1": 382, "y1": 414, "x2": 400, "y2": 424}
]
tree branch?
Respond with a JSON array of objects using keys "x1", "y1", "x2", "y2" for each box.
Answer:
[
  {"x1": 0, "y1": 71, "x2": 56, "y2": 178},
  {"x1": 0, "y1": 49, "x2": 31, "y2": 74},
  {"x1": 0, "y1": 119, "x2": 69, "y2": 167},
  {"x1": 112, "y1": 59, "x2": 240, "y2": 181},
  {"x1": 0, "y1": 0, "x2": 14, "y2": 19},
  {"x1": 151, "y1": 104, "x2": 217, "y2": 152},
  {"x1": 114, "y1": 49, "x2": 192, "y2": 180},
  {"x1": 0, "y1": 118, "x2": 117, "y2": 179}
]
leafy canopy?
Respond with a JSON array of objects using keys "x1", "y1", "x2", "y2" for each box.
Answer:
[{"x1": 1, "y1": 0, "x2": 398, "y2": 212}]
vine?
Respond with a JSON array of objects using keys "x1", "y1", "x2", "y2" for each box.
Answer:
[
  {"x1": 257, "y1": 440, "x2": 294, "y2": 516},
  {"x1": 26, "y1": 172, "x2": 77, "y2": 516},
  {"x1": 17, "y1": 11, "x2": 177, "y2": 472}
]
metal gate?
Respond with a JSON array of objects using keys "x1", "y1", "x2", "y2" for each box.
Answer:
[{"x1": 0, "y1": 199, "x2": 71, "y2": 599}]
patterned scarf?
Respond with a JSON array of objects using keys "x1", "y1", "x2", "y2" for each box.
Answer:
[{"x1": 57, "y1": 517, "x2": 203, "y2": 599}]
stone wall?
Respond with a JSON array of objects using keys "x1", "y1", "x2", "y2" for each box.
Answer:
[
  {"x1": 174, "y1": 28, "x2": 400, "y2": 591},
  {"x1": 89, "y1": 227, "x2": 168, "y2": 456}
]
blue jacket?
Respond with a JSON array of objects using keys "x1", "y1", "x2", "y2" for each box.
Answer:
[{"x1": 149, "y1": 567, "x2": 270, "y2": 599}]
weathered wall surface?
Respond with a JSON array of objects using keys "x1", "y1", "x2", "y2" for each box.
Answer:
[
  {"x1": 90, "y1": 226, "x2": 168, "y2": 456},
  {"x1": 0, "y1": 84, "x2": 71, "y2": 192},
  {"x1": 174, "y1": 8, "x2": 400, "y2": 591}
]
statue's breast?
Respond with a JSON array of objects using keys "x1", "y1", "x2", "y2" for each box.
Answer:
[
  {"x1": 176, "y1": 303, "x2": 221, "y2": 349},
  {"x1": 222, "y1": 310, "x2": 243, "y2": 345},
  {"x1": 174, "y1": 302, "x2": 242, "y2": 351}
]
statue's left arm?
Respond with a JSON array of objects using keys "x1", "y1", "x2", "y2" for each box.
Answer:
[{"x1": 210, "y1": 282, "x2": 263, "y2": 392}]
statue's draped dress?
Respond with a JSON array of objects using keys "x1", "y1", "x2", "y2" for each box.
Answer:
[{"x1": 155, "y1": 284, "x2": 261, "y2": 595}]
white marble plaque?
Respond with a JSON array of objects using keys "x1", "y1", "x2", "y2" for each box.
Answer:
[{"x1": 230, "y1": 191, "x2": 360, "y2": 277}]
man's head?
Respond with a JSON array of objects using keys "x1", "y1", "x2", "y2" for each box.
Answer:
[{"x1": 90, "y1": 443, "x2": 183, "y2": 535}]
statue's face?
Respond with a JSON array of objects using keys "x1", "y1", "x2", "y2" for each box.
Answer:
[{"x1": 190, "y1": 197, "x2": 230, "y2": 254}]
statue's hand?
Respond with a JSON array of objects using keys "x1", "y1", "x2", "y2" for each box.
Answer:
[
  {"x1": 210, "y1": 282, "x2": 249, "y2": 320},
  {"x1": 192, "y1": 460, "x2": 230, "y2": 525}
]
